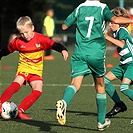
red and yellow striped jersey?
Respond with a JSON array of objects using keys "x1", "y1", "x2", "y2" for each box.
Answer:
[{"x1": 7, "y1": 32, "x2": 54, "y2": 77}]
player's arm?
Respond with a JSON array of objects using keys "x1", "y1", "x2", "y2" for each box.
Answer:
[
  {"x1": 104, "y1": 30, "x2": 125, "y2": 48},
  {"x1": 62, "y1": 8, "x2": 77, "y2": 30},
  {"x1": 51, "y1": 42, "x2": 68, "y2": 61},
  {"x1": 0, "y1": 46, "x2": 11, "y2": 60},
  {"x1": 111, "y1": 16, "x2": 133, "y2": 24},
  {"x1": 104, "y1": 5, "x2": 133, "y2": 24}
]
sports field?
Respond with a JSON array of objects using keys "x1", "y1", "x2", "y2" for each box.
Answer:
[{"x1": 0, "y1": 46, "x2": 133, "y2": 133}]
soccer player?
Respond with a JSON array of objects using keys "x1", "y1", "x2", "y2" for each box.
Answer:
[
  {"x1": 55, "y1": 0, "x2": 133, "y2": 131},
  {"x1": 0, "y1": 16, "x2": 68, "y2": 120},
  {"x1": 104, "y1": 7, "x2": 133, "y2": 117}
]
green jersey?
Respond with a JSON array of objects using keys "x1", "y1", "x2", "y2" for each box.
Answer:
[
  {"x1": 64, "y1": 0, "x2": 114, "y2": 56},
  {"x1": 114, "y1": 27, "x2": 133, "y2": 66}
]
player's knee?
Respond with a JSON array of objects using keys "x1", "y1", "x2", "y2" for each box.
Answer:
[
  {"x1": 71, "y1": 80, "x2": 81, "y2": 92},
  {"x1": 95, "y1": 80, "x2": 104, "y2": 88}
]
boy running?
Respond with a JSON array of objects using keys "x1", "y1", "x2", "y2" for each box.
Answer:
[
  {"x1": 104, "y1": 7, "x2": 133, "y2": 117},
  {"x1": 56, "y1": 0, "x2": 133, "y2": 131}
]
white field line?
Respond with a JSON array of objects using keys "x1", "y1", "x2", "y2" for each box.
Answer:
[
  {"x1": 0, "y1": 83, "x2": 120, "y2": 87},
  {"x1": 45, "y1": 84, "x2": 120, "y2": 87}
]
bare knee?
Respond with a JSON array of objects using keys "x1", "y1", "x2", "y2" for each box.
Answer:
[
  {"x1": 94, "y1": 76, "x2": 105, "y2": 93},
  {"x1": 30, "y1": 80, "x2": 43, "y2": 92},
  {"x1": 70, "y1": 76, "x2": 83, "y2": 92}
]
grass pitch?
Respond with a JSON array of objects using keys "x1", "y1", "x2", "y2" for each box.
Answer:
[{"x1": 0, "y1": 46, "x2": 133, "y2": 133}]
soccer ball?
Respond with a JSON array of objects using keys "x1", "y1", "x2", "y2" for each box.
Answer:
[{"x1": 1, "y1": 101, "x2": 18, "y2": 119}]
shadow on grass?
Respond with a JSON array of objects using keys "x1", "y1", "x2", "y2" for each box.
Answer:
[
  {"x1": 45, "y1": 108, "x2": 97, "y2": 116},
  {"x1": 4, "y1": 119, "x2": 58, "y2": 133},
  {"x1": 1, "y1": 108, "x2": 114, "y2": 132},
  {"x1": 45, "y1": 108, "x2": 132, "y2": 119},
  {"x1": 1, "y1": 108, "x2": 131, "y2": 132},
  {"x1": 1, "y1": 118, "x2": 98, "y2": 132},
  {"x1": 1, "y1": 108, "x2": 99, "y2": 132},
  {"x1": 107, "y1": 116, "x2": 133, "y2": 119}
]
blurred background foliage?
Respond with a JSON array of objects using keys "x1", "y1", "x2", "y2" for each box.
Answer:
[{"x1": 1, "y1": 0, "x2": 133, "y2": 47}]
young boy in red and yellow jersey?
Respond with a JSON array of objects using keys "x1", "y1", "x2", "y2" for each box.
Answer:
[{"x1": 0, "y1": 16, "x2": 68, "y2": 120}]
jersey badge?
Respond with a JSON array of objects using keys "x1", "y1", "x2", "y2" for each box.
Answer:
[{"x1": 35, "y1": 43, "x2": 41, "y2": 48}]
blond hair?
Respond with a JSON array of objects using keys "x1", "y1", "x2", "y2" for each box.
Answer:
[
  {"x1": 16, "y1": 16, "x2": 33, "y2": 30},
  {"x1": 111, "y1": 7, "x2": 130, "y2": 27}
]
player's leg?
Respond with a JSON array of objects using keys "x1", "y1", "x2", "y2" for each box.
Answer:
[
  {"x1": 0, "y1": 75, "x2": 24, "y2": 115},
  {"x1": 120, "y1": 65, "x2": 133, "y2": 100},
  {"x1": 120, "y1": 78, "x2": 133, "y2": 100},
  {"x1": 56, "y1": 76, "x2": 83, "y2": 125},
  {"x1": 62, "y1": 76, "x2": 83, "y2": 106},
  {"x1": 94, "y1": 76, "x2": 111, "y2": 131},
  {"x1": 56, "y1": 55, "x2": 89, "y2": 125},
  {"x1": 105, "y1": 68, "x2": 127, "y2": 117},
  {"x1": 105, "y1": 71, "x2": 122, "y2": 103},
  {"x1": 17, "y1": 75, "x2": 42, "y2": 120},
  {"x1": 88, "y1": 54, "x2": 110, "y2": 131},
  {"x1": 0, "y1": 75, "x2": 24, "y2": 104}
]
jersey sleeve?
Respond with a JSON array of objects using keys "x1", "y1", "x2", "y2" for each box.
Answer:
[
  {"x1": 103, "y1": 5, "x2": 114, "y2": 22},
  {"x1": 64, "y1": 8, "x2": 77, "y2": 27},
  {"x1": 118, "y1": 28, "x2": 129, "y2": 41},
  {"x1": 41, "y1": 35, "x2": 54, "y2": 50}
]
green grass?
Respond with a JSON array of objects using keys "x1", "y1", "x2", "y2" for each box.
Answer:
[{"x1": 0, "y1": 47, "x2": 133, "y2": 133}]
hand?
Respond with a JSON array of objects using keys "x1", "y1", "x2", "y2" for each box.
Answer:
[
  {"x1": 104, "y1": 30, "x2": 109, "y2": 39},
  {"x1": 62, "y1": 24, "x2": 68, "y2": 30},
  {"x1": 62, "y1": 50, "x2": 68, "y2": 61}
]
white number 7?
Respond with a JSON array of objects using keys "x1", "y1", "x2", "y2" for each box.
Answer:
[{"x1": 85, "y1": 16, "x2": 94, "y2": 38}]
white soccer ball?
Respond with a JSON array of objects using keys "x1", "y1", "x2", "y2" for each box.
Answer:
[{"x1": 1, "y1": 101, "x2": 18, "y2": 119}]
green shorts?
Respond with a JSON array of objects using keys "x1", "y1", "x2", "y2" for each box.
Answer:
[
  {"x1": 70, "y1": 54, "x2": 105, "y2": 78},
  {"x1": 111, "y1": 64, "x2": 133, "y2": 85}
]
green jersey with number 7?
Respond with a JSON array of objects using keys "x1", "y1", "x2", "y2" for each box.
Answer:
[{"x1": 64, "y1": 0, "x2": 114, "y2": 57}]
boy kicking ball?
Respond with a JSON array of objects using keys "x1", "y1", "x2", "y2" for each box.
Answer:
[{"x1": 0, "y1": 16, "x2": 68, "y2": 120}]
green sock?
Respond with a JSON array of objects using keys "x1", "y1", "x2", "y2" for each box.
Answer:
[
  {"x1": 120, "y1": 84, "x2": 133, "y2": 101},
  {"x1": 105, "y1": 77, "x2": 122, "y2": 103},
  {"x1": 62, "y1": 85, "x2": 76, "y2": 107},
  {"x1": 96, "y1": 93, "x2": 106, "y2": 124}
]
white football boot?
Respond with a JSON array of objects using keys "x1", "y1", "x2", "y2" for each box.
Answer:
[
  {"x1": 97, "y1": 118, "x2": 111, "y2": 131},
  {"x1": 56, "y1": 100, "x2": 66, "y2": 125}
]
